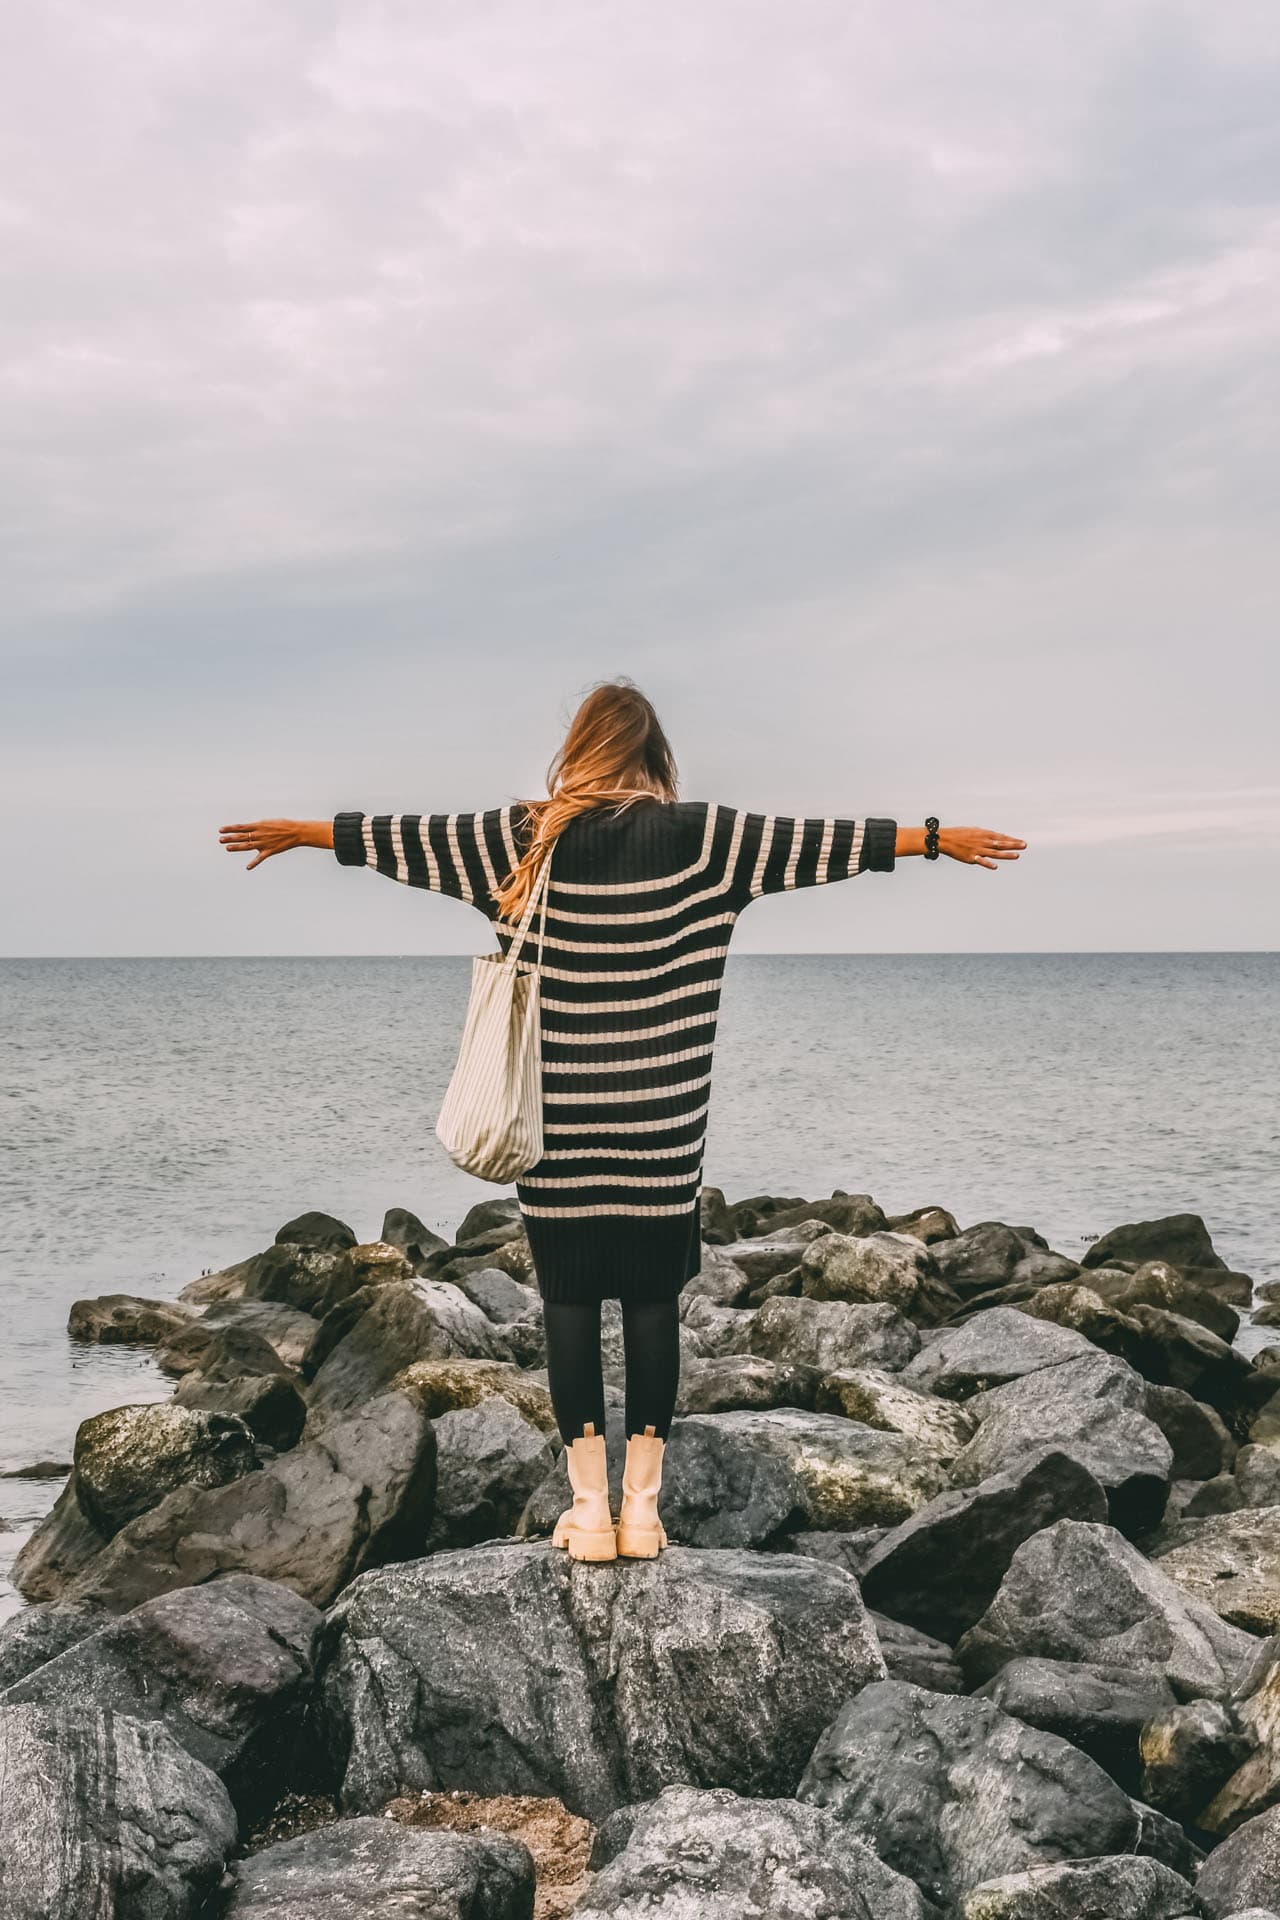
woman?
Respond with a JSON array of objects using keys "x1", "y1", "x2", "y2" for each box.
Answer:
[{"x1": 220, "y1": 679, "x2": 1025, "y2": 1564}]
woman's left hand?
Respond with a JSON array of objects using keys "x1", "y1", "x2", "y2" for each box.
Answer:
[{"x1": 219, "y1": 819, "x2": 332, "y2": 869}]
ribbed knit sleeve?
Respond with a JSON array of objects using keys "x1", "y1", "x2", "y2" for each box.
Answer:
[
  {"x1": 723, "y1": 810, "x2": 897, "y2": 910},
  {"x1": 332, "y1": 806, "x2": 527, "y2": 921}
]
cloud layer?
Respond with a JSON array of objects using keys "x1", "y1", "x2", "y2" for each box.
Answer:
[{"x1": 2, "y1": 2, "x2": 1277, "y2": 952}]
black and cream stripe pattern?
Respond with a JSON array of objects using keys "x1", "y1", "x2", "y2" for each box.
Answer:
[{"x1": 334, "y1": 800, "x2": 896, "y2": 1304}]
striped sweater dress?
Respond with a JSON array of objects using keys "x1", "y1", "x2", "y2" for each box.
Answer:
[{"x1": 334, "y1": 799, "x2": 897, "y2": 1305}]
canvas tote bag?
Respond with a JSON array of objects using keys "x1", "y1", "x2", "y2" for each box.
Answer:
[{"x1": 434, "y1": 843, "x2": 553, "y2": 1182}]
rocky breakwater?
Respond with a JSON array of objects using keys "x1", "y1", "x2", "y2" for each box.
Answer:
[{"x1": 1, "y1": 1197, "x2": 1279, "y2": 1917}]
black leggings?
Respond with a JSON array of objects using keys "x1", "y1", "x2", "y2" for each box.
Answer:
[{"x1": 543, "y1": 1298, "x2": 681, "y2": 1442}]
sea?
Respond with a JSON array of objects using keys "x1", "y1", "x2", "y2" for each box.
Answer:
[{"x1": 2, "y1": 952, "x2": 1277, "y2": 1620}]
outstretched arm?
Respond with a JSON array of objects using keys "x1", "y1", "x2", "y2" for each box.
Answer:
[
  {"x1": 219, "y1": 807, "x2": 526, "y2": 920},
  {"x1": 724, "y1": 810, "x2": 1024, "y2": 909}
]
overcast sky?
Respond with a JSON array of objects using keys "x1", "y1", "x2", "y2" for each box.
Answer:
[{"x1": 3, "y1": 2, "x2": 1277, "y2": 955}]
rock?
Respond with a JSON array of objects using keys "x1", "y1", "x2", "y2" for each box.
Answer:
[
  {"x1": 737, "y1": 1191, "x2": 888, "y2": 1242},
  {"x1": 699, "y1": 1184, "x2": 736, "y2": 1243},
  {"x1": 1236, "y1": 1447, "x2": 1280, "y2": 1508},
  {"x1": 1147, "y1": 1384, "x2": 1239, "y2": 1480},
  {"x1": 797, "y1": 1678, "x2": 1140, "y2": 1910},
  {"x1": 0, "y1": 1604, "x2": 105, "y2": 1690},
  {"x1": 1010, "y1": 1249, "x2": 1084, "y2": 1289},
  {"x1": 67, "y1": 1293, "x2": 195, "y2": 1345},
  {"x1": 679, "y1": 1296, "x2": 757, "y2": 1357},
  {"x1": 675, "y1": 1353, "x2": 821, "y2": 1414},
  {"x1": 870, "y1": 1612, "x2": 966, "y2": 1692},
  {"x1": 885, "y1": 1205, "x2": 960, "y2": 1245},
  {"x1": 667, "y1": 1408, "x2": 950, "y2": 1537},
  {"x1": 798, "y1": 1229, "x2": 956, "y2": 1319},
  {"x1": 0, "y1": 1702, "x2": 236, "y2": 1920},
  {"x1": 218, "y1": 1815, "x2": 535, "y2": 1919},
  {"x1": 307, "y1": 1281, "x2": 511, "y2": 1420},
  {"x1": 1125, "y1": 1306, "x2": 1258, "y2": 1424},
  {"x1": 390, "y1": 1357, "x2": 558, "y2": 1433},
  {"x1": 960, "y1": 1856, "x2": 1200, "y2": 1919},
  {"x1": 1195, "y1": 1804, "x2": 1280, "y2": 1917},
  {"x1": 241, "y1": 1240, "x2": 412, "y2": 1319},
  {"x1": 748, "y1": 1296, "x2": 920, "y2": 1372},
  {"x1": 1082, "y1": 1213, "x2": 1226, "y2": 1274},
  {"x1": 931, "y1": 1222, "x2": 1029, "y2": 1291},
  {"x1": 974, "y1": 1657, "x2": 1177, "y2": 1791},
  {"x1": 159, "y1": 1301, "x2": 317, "y2": 1376},
  {"x1": 2, "y1": 1574, "x2": 322, "y2": 1820},
  {"x1": 860, "y1": 1451, "x2": 1109, "y2": 1640},
  {"x1": 318, "y1": 1542, "x2": 887, "y2": 1822},
  {"x1": 425, "y1": 1397, "x2": 558, "y2": 1550},
  {"x1": 1091, "y1": 1262, "x2": 1241, "y2": 1342},
  {"x1": 680, "y1": 1246, "x2": 756, "y2": 1306},
  {"x1": 571, "y1": 1783, "x2": 933, "y2": 1920},
  {"x1": 815, "y1": 1365, "x2": 979, "y2": 1458},
  {"x1": 955, "y1": 1520, "x2": 1258, "y2": 1702},
  {"x1": 174, "y1": 1372, "x2": 307, "y2": 1451},
  {"x1": 716, "y1": 1220, "x2": 834, "y2": 1286},
  {"x1": 64, "y1": 1391, "x2": 436, "y2": 1613},
  {"x1": 1187, "y1": 1474, "x2": 1248, "y2": 1517},
  {"x1": 456, "y1": 1266, "x2": 540, "y2": 1323},
  {"x1": 73, "y1": 1402, "x2": 258, "y2": 1537},
  {"x1": 11, "y1": 1477, "x2": 109, "y2": 1601},
  {"x1": 948, "y1": 1350, "x2": 1174, "y2": 1534},
  {"x1": 167, "y1": 1322, "x2": 290, "y2": 1384},
  {"x1": 455, "y1": 1197, "x2": 523, "y2": 1243},
  {"x1": 1200, "y1": 1647, "x2": 1280, "y2": 1834},
  {"x1": 1141, "y1": 1698, "x2": 1252, "y2": 1825},
  {"x1": 1134, "y1": 1795, "x2": 1207, "y2": 1879},
  {"x1": 1018, "y1": 1281, "x2": 1161, "y2": 1370},
  {"x1": 381, "y1": 1205, "x2": 450, "y2": 1262},
  {"x1": 1151, "y1": 1510, "x2": 1280, "y2": 1635},
  {"x1": 0, "y1": 1458, "x2": 71, "y2": 1478},
  {"x1": 179, "y1": 1256, "x2": 259, "y2": 1305},
  {"x1": 275, "y1": 1209, "x2": 357, "y2": 1252},
  {"x1": 901, "y1": 1307, "x2": 1095, "y2": 1398},
  {"x1": 779, "y1": 1529, "x2": 889, "y2": 1578}
]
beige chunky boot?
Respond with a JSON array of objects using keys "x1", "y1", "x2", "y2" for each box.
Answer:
[
  {"x1": 551, "y1": 1422, "x2": 617, "y2": 1562},
  {"x1": 615, "y1": 1424, "x2": 668, "y2": 1558}
]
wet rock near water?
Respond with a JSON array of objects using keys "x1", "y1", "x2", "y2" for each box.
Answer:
[{"x1": 12, "y1": 1196, "x2": 1280, "y2": 1918}]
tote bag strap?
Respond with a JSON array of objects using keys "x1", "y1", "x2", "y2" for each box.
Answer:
[{"x1": 503, "y1": 842, "x2": 553, "y2": 972}]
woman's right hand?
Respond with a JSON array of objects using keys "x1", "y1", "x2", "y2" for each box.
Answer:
[{"x1": 219, "y1": 819, "x2": 333, "y2": 870}]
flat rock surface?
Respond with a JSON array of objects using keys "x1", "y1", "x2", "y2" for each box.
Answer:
[
  {"x1": 318, "y1": 1540, "x2": 887, "y2": 1825},
  {"x1": 219, "y1": 1815, "x2": 535, "y2": 1919}
]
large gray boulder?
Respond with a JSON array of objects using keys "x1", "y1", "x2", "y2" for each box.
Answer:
[
  {"x1": 0, "y1": 1702, "x2": 236, "y2": 1920},
  {"x1": 574, "y1": 1784, "x2": 934, "y2": 1919},
  {"x1": 1082, "y1": 1213, "x2": 1226, "y2": 1273},
  {"x1": 930, "y1": 1222, "x2": 1029, "y2": 1291},
  {"x1": 1150, "y1": 1508, "x2": 1280, "y2": 1635},
  {"x1": 1141, "y1": 1697, "x2": 1254, "y2": 1826},
  {"x1": 0, "y1": 1603, "x2": 105, "y2": 1690},
  {"x1": 318, "y1": 1541, "x2": 887, "y2": 1823},
  {"x1": 1195, "y1": 1803, "x2": 1280, "y2": 1917},
  {"x1": 307, "y1": 1281, "x2": 512, "y2": 1419},
  {"x1": 67, "y1": 1293, "x2": 194, "y2": 1345},
  {"x1": 956, "y1": 1520, "x2": 1259, "y2": 1701},
  {"x1": 871, "y1": 1611, "x2": 966, "y2": 1692},
  {"x1": 73, "y1": 1402, "x2": 258, "y2": 1537},
  {"x1": 1092, "y1": 1261, "x2": 1241, "y2": 1341},
  {"x1": 749, "y1": 1296, "x2": 920, "y2": 1372},
  {"x1": 799, "y1": 1230, "x2": 959, "y2": 1324},
  {"x1": 948, "y1": 1350, "x2": 1174, "y2": 1533},
  {"x1": 859, "y1": 1450, "x2": 1109, "y2": 1640},
  {"x1": 815, "y1": 1365, "x2": 978, "y2": 1459},
  {"x1": 12, "y1": 1478, "x2": 111, "y2": 1601},
  {"x1": 676, "y1": 1353, "x2": 821, "y2": 1414},
  {"x1": 1, "y1": 1574, "x2": 322, "y2": 1820},
  {"x1": 174, "y1": 1372, "x2": 307, "y2": 1451},
  {"x1": 424, "y1": 1396, "x2": 558, "y2": 1550},
  {"x1": 244, "y1": 1238, "x2": 414, "y2": 1318},
  {"x1": 275, "y1": 1209, "x2": 358, "y2": 1251},
  {"x1": 218, "y1": 1816, "x2": 535, "y2": 1919},
  {"x1": 1145, "y1": 1383, "x2": 1237, "y2": 1480},
  {"x1": 63, "y1": 1391, "x2": 436, "y2": 1613},
  {"x1": 974, "y1": 1657, "x2": 1178, "y2": 1792},
  {"x1": 901, "y1": 1308, "x2": 1095, "y2": 1399},
  {"x1": 960, "y1": 1855, "x2": 1201, "y2": 1918},
  {"x1": 663, "y1": 1409, "x2": 951, "y2": 1540},
  {"x1": 1197, "y1": 1646, "x2": 1280, "y2": 1834},
  {"x1": 797, "y1": 1678, "x2": 1140, "y2": 1910}
]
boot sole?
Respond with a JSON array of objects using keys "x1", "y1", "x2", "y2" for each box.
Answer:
[
  {"x1": 565, "y1": 1527, "x2": 618, "y2": 1562},
  {"x1": 616, "y1": 1527, "x2": 666, "y2": 1558}
]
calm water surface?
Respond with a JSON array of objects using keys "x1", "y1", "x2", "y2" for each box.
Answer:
[{"x1": 2, "y1": 953, "x2": 1277, "y2": 1616}]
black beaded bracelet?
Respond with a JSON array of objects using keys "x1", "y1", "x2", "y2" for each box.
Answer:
[{"x1": 924, "y1": 817, "x2": 941, "y2": 860}]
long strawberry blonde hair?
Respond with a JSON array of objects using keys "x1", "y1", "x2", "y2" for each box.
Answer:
[{"x1": 493, "y1": 679, "x2": 679, "y2": 923}]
